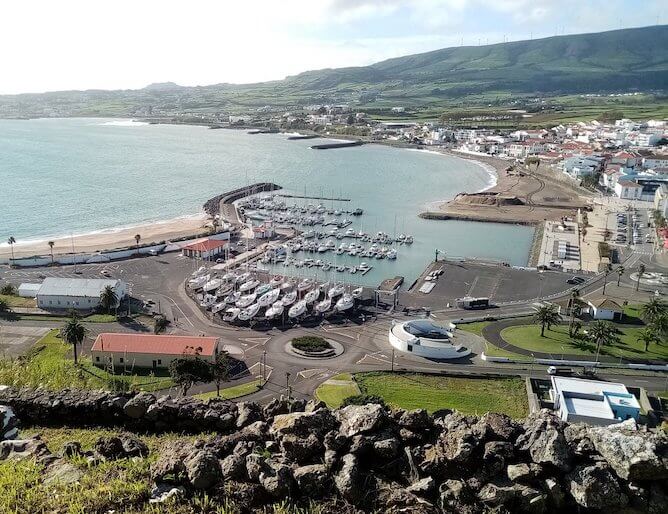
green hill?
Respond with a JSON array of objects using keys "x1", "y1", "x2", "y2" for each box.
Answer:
[{"x1": 1, "y1": 25, "x2": 666, "y2": 118}]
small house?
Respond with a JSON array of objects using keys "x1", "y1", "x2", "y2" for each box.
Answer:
[{"x1": 586, "y1": 298, "x2": 623, "y2": 321}]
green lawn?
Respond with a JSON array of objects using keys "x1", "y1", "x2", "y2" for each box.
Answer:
[
  {"x1": 355, "y1": 372, "x2": 529, "y2": 418},
  {"x1": 457, "y1": 321, "x2": 491, "y2": 336},
  {"x1": 0, "y1": 330, "x2": 173, "y2": 392},
  {"x1": 501, "y1": 324, "x2": 667, "y2": 361},
  {"x1": 0, "y1": 294, "x2": 35, "y2": 308},
  {"x1": 315, "y1": 373, "x2": 361, "y2": 408},
  {"x1": 195, "y1": 380, "x2": 261, "y2": 401}
]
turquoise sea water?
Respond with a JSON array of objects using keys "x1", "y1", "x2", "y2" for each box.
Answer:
[{"x1": 0, "y1": 118, "x2": 533, "y2": 285}]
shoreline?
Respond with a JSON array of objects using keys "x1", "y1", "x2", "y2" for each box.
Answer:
[
  {"x1": 1, "y1": 120, "x2": 526, "y2": 264},
  {"x1": 0, "y1": 213, "x2": 210, "y2": 260}
]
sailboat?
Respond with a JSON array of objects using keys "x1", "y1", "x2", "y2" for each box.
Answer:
[
  {"x1": 238, "y1": 303, "x2": 261, "y2": 321},
  {"x1": 315, "y1": 297, "x2": 331, "y2": 314},
  {"x1": 304, "y1": 287, "x2": 320, "y2": 304},
  {"x1": 255, "y1": 283, "x2": 272, "y2": 296},
  {"x1": 224, "y1": 291, "x2": 241, "y2": 304},
  {"x1": 239, "y1": 279, "x2": 260, "y2": 292},
  {"x1": 236, "y1": 293, "x2": 257, "y2": 308},
  {"x1": 265, "y1": 301, "x2": 284, "y2": 319},
  {"x1": 335, "y1": 293, "x2": 354, "y2": 312},
  {"x1": 351, "y1": 287, "x2": 363, "y2": 299},
  {"x1": 223, "y1": 307, "x2": 241, "y2": 322},
  {"x1": 258, "y1": 288, "x2": 280, "y2": 307},
  {"x1": 288, "y1": 299, "x2": 307, "y2": 318},
  {"x1": 281, "y1": 290, "x2": 297, "y2": 306},
  {"x1": 327, "y1": 283, "x2": 344, "y2": 298}
]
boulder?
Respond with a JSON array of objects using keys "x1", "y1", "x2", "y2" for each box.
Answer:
[
  {"x1": 0, "y1": 405, "x2": 19, "y2": 440},
  {"x1": 566, "y1": 463, "x2": 628, "y2": 509},
  {"x1": 478, "y1": 481, "x2": 547, "y2": 513},
  {"x1": 151, "y1": 444, "x2": 188, "y2": 484},
  {"x1": 587, "y1": 424, "x2": 668, "y2": 481},
  {"x1": 373, "y1": 434, "x2": 400, "y2": 459},
  {"x1": 475, "y1": 412, "x2": 521, "y2": 442},
  {"x1": 119, "y1": 433, "x2": 149, "y2": 457},
  {"x1": 123, "y1": 392, "x2": 156, "y2": 419},
  {"x1": 336, "y1": 404, "x2": 387, "y2": 437},
  {"x1": 236, "y1": 402, "x2": 263, "y2": 428},
  {"x1": 280, "y1": 433, "x2": 323, "y2": 464},
  {"x1": 220, "y1": 452, "x2": 247, "y2": 481},
  {"x1": 516, "y1": 411, "x2": 572, "y2": 471},
  {"x1": 542, "y1": 477, "x2": 564, "y2": 509},
  {"x1": 293, "y1": 464, "x2": 330, "y2": 498},
  {"x1": 263, "y1": 398, "x2": 290, "y2": 418},
  {"x1": 245, "y1": 453, "x2": 267, "y2": 482},
  {"x1": 94, "y1": 436, "x2": 126, "y2": 460},
  {"x1": 374, "y1": 478, "x2": 439, "y2": 514},
  {"x1": 259, "y1": 462, "x2": 293, "y2": 499},
  {"x1": 407, "y1": 476, "x2": 436, "y2": 497},
  {"x1": 270, "y1": 409, "x2": 338, "y2": 438},
  {"x1": 507, "y1": 463, "x2": 543, "y2": 483},
  {"x1": 184, "y1": 449, "x2": 222, "y2": 490},
  {"x1": 334, "y1": 453, "x2": 364, "y2": 505},
  {"x1": 62, "y1": 441, "x2": 82, "y2": 458},
  {"x1": 439, "y1": 479, "x2": 478, "y2": 514},
  {"x1": 399, "y1": 409, "x2": 431, "y2": 431}
]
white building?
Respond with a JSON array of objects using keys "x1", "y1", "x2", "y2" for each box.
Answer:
[
  {"x1": 586, "y1": 298, "x2": 624, "y2": 321},
  {"x1": 654, "y1": 184, "x2": 668, "y2": 217},
  {"x1": 642, "y1": 156, "x2": 668, "y2": 169},
  {"x1": 614, "y1": 180, "x2": 643, "y2": 200},
  {"x1": 35, "y1": 278, "x2": 128, "y2": 311},
  {"x1": 389, "y1": 319, "x2": 471, "y2": 359},
  {"x1": 550, "y1": 376, "x2": 640, "y2": 426}
]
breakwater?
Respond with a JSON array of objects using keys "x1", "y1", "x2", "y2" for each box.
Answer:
[
  {"x1": 203, "y1": 182, "x2": 282, "y2": 217},
  {"x1": 311, "y1": 140, "x2": 364, "y2": 150}
]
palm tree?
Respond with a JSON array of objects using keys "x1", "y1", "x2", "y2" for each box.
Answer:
[
  {"x1": 99, "y1": 285, "x2": 119, "y2": 313},
  {"x1": 652, "y1": 314, "x2": 668, "y2": 339},
  {"x1": 602, "y1": 266, "x2": 611, "y2": 295},
  {"x1": 616, "y1": 266, "x2": 624, "y2": 287},
  {"x1": 587, "y1": 320, "x2": 621, "y2": 359},
  {"x1": 635, "y1": 263, "x2": 646, "y2": 291},
  {"x1": 48, "y1": 241, "x2": 55, "y2": 265},
  {"x1": 61, "y1": 315, "x2": 87, "y2": 364},
  {"x1": 533, "y1": 304, "x2": 562, "y2": 337},
  {"x1": 640, "y1": 298, "x2": 667, "y2": 326},
  {"x1": 134, "y1": 234, "x2": 141, "y2": 247},
  {"x1": 636, "y1": 328, "x2": 659, "y2": 353},
  {"x1": 568, "y1": 289, "x2": 580, "y2": 336},
  {"x1": 7, "y1": 236, "x2": 16, "y2": 264}
]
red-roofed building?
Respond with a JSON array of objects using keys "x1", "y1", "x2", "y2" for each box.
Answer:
[
  {"x1": 91, "y1": 333, "x2": 220, "y2": 369},
  {"x1": 182, "y1": 238, "x2": 228, "y2": 260}
]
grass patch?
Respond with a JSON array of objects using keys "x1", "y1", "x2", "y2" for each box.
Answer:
[
  {"x1": 501, "y1": 323, "x2": 668, "y2": 361},
  {"x1": 291, "y1": 336, "x2": 332, "y2": 353},
  {"x1": 315, "y1": 373, "x2": 361, "y2": 408},
  {"x1": 456, "y1": 321, "x2": 491, "y2": 336},
  {"x1": 0, "y1": 294, "x2": 35, "y2": 308},
  {"x1": 0, "y1": 330, "x2": 173, "y2": 392},
  {"x1": 195, "y1": 379, "x2": 261, "y2": 401},
  {"x1": 354, "y1": 372, "x2": 529, "y2": 418}
]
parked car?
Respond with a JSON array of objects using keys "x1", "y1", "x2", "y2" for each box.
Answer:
[{"x1": 567, "y1": 276, "x2": 585, "y2": 285}]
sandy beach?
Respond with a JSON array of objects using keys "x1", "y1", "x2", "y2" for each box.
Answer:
[{"x1": 1, "y1": 213, "x2": 210, "y2": 260}]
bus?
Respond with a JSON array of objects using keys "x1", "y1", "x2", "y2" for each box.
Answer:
[{"x1": 456, "y1": 297, "x2": 490, "y2": 310}]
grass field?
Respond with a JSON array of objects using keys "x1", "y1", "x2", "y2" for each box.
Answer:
[
  {"x1": 355, "y1": 372, "x2": 528, "y2": 418},
  {"x1": 0, "y1": 294, "x2": 36, "y2": 308},
  {"x1": 315, "y1": 373, "x2": 361, "y2": 408},
  {"x1": 195, "y1": 379, "x2": 261, "y2": 401},
  {"x1": 500, "y1": 324, "x2": 667, "y2": 361},
  {"x1": 456, "y1": 321, "x2": 490, "y2": 336},
  {"x1": 456, "y1": 321, "x2": 526, "y2": 359},
  {"x1": 0, "y1": 330, "x2": 173, "y2": 392}
]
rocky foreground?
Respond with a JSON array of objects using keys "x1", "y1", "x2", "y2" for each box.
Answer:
[{"x1": 0, "y1": 387, "x2": 667, "y2": 513}]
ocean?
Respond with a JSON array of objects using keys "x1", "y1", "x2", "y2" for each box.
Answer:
[{"x1": 0, "y1": 118, "x2": 534, "y2": 285}]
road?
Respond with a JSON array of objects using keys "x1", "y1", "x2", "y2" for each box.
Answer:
[{"x1": 1, "y1": 237, "x2": 666, "y2": 403}]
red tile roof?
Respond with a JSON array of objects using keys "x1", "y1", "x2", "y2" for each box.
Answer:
[
  {"x1": 183, "y1": 239, "x2": 227, "y2": 252},
  {"x1": 92, "y1": 333, "x2": 218, "y2": 356}
]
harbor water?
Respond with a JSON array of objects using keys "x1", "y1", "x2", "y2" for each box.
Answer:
[{"x1": 0, "y1": 118, "x2": 534, "y2": 286}]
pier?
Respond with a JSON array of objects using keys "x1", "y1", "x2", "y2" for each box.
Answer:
[
  {"x1": 276, "y1": 194, "x2": 351, "y2": 202},
  {"x1": 310, "y1": 141, "x2": 364, "y2": 150},
  {"x1": 203, "y1": 183, "x2": 282, "y2": 226}
]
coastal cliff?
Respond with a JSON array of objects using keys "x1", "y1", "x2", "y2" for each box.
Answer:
[{"x1": 1, "y1": 386, "x2": 667, "y2": 513}]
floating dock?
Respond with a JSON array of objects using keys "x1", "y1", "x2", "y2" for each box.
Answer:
[
  {"x1": 276, "y1": 194, "x2": 351, "y2": 202},
  {"x1": 310, "y1": 141, "x2": 364, "y2": 150}
]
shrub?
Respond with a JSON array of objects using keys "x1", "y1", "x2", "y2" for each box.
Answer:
[
  {"x1": 341, "y1": 394, "x2": 386, "y2": 408},
  {"x1": 0, "y1": 284, "x2": 16, "y2": 296},
  {"x1": 291, "y1": 336, "x2": 332, "y2": 353}
]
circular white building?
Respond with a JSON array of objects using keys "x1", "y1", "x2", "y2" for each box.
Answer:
[{"x1": 389, "y1": 319, "x2": 471, "y2": 359}]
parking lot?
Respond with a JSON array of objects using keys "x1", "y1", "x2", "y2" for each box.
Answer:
[{"x1": 404, "y1": 259, "x2": 588, "y2": 309}]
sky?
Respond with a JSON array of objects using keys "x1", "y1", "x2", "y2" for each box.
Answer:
[{"x1": 1, "y1": 0, "x2": 664, "y2": 95}]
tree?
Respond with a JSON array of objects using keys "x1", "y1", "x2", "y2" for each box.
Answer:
[
  {"x1": 587, "y1": 321, "x2": 621, "y2": 358},
  {"x1": 210, "y1": 350, "x2": 231, "y2": 397},
  {"x1": 568, "y1": 289, "x2": 580, "y2": 337},
  {"x1": 7, "y1": 236, "x2": 16, "y2": 263},
  {"x1": 635, "y1": 263, "x2": 646, "y2": 292},
  {"x1": 48, "y1": 241, "x2": 55, "y2": 265},
  {"x1": 168, "y1": 350, "x2": 213, "y2": 396},
  {"x1": 61, "y1": 315, "x2": 87, "y2": 364},
  {"x1": 346, "y1": 113, "x2": 355, "y2": 125},
  {"x1": 533, "y1": 304, "x2": 562, "y2": 337},
  {"x1": 134, "y1": 234, "x2": 141, "y2": 247},
  {"x1": 154, "y1": 314, "x2": 169, "y2": 334},
  {"x1": 640, "y1": 298, "x2": 666, "y2": 326},
  {"x1": 99, "y1": 285, "x2": 118, "y2": 313},
  {"x1": 652, "y1": 314, "x2": 668, "y2": 339},
  {"x1": 636, "y1": 328, "x2": 660, "y2": 352},
  {"x1": 616, "y1": 265, "x2": 624, "y2": 287}
]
